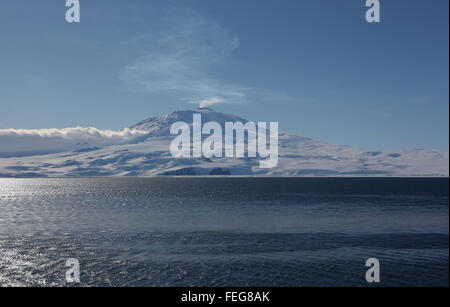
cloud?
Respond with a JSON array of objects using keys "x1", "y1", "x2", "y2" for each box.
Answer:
[
  {"x1": 199, "y1": 97, "x2": 224, "y2": 108},
  {"x1": 0, "y1": 127, "x2": 148, "y2": 157},
  {"x1": 120, "y1": 7, "x2": 248, "y2": 107}
]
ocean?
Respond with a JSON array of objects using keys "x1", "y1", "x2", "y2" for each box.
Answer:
[{"x1": 0, "y1": 177, "x2": 448, "y2": 286}]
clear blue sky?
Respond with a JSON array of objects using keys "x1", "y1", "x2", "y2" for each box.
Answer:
[{"x1": 0, "y1": 0, "x2": 448, "y2": 150}]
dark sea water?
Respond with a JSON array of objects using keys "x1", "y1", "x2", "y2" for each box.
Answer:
[{"x1": 0, "y1": 177, "x2": 448, "y2": 287}]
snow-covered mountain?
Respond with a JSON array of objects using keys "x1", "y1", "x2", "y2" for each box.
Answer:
[
  {"x1": 0, "y1": 108, "x2": 448, "y2": 177},
  {"x1": 131, "y1": 107, "x2": 246, "y2": 136}
]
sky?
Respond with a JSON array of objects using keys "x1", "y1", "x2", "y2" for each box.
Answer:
[{"x1": 0, "y1": 0, "x2": 448, "y2": 151}]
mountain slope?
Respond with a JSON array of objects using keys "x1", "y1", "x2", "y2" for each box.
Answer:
[{"x1": 0, "y1": 108, "x2": 448, "y2": 177}]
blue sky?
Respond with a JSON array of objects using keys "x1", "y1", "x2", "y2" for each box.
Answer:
[{"x1": 0, "y1": 0, "x2": 448, "y2": 150}]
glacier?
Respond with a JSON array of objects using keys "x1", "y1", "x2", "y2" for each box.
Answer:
[{"x1": 0, "y1": 108, "x2": 448, "y2": 177}]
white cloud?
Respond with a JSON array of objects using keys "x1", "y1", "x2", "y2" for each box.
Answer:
[
  {"x1": 120, "y1": 7, "x2": 248, "y2": 107},
  {"x1": 0, "y1": 127, "x2": 148, "y2": 157},
  {"x1": 199, "y1": 96, "x2": 224, "y2": 108}
]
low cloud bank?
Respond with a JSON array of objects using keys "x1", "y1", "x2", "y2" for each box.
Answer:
[{"x1": 0, "y1": 127, "x2": 148, "y2": 157}]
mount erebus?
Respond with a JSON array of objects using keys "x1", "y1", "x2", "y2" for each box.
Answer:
[{"x1": 0, "y1": 108, "x2": 448, "y2": 177}]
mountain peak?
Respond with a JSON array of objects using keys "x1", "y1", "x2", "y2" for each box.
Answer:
[
  {"x1": 194, "y1": 107, "x2": 221, "y2": 114},
  {"x1": 130, "y1": 108, "x2": 248, "y2": 136}
]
